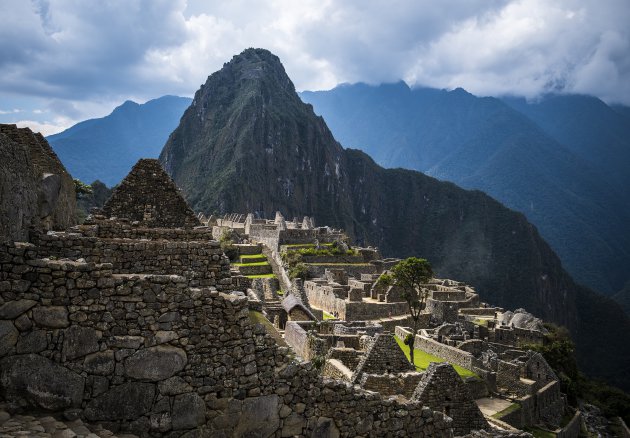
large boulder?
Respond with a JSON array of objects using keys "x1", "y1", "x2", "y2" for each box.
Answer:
[
  {"x1": 125, "y1": 345, "x2": 187, "y2": 381},
  {"x1": 172, "y1": 393, "x2": 206, "y2": 430},
  {"x1": 0, "y1": 299, "x2": 37, "y2": 319},
  {"x1": 232, "y1": 394, "x2": 280, "y2": 437},
  {"x1": 0, "y1": 354, "x2": 84, "y2": 410},
  {"x1": 84, "y1": 382, "x2": 155, "y2": 421}
]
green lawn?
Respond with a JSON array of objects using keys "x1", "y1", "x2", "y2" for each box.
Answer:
[
  {"x1": 245, "y1": 273, "x2": 277, "y2": 279},
  {"x1": 234, "y1": 261, "x2": 270, "y2": 267},
  {"x1": 394, "y1": 336, "x2": 478, "y2": 379},
  {"x1": 323, "y1": 311, "x2": 335, "y2": 320},
  {"x1": 240, "y1": 254, "x2": 267, "y2": 261}
]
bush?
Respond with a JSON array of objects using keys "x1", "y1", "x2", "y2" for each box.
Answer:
[
  {"x1": 221, "y1": 243, "x2": 238, "y2": 261},
  {"x1": 288, "y1": 263, "x2": 309, "y2": 280}
]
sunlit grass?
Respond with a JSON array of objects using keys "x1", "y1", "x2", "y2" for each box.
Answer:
[{"x1": 394, "y1": 336, "x2": 478, "y2": 379}]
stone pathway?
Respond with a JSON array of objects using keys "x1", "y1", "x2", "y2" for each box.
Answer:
[{"x1": 0, "y1": 409, "x2": 138, "y2": 438}]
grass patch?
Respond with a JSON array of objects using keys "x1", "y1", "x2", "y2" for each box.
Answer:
[
  {"x1": 394, "y1": 336, "x2": 478, "y2": 379},
  {"x1": 277, "y1": 289, "x2": 284, "y2": 296},
  {"x1": 523, "y1": 427, "x2": 556, "y2": 438},
  {"x1": 245, "y1": 273, "x2": 277, "y2": 279},
  {"x1": 492, "y1": 403, "x2": 520, "y2": 419},
  {"x1": 306, "y1": 262, "x2": 371, "y2": 266},
  {"x1": 323, "y1": 311, "x2": 335, "y2": 320},
  {"x1": 473, "y1": 318, "x2": 489, "y2": 327},
  {"x1": 240, "y1": 254, "x2": 266, "y2": 261},
  {"x1": 234, "y1": 261, "x2": 270, "y2": 267},
  {"x1": 248, "y1": 310, "x2": 287, "y2": 346}
]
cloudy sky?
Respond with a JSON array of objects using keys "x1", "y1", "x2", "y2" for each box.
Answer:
[{"x1": 1, "y1": 0, "x2": 629, "y2": 135}]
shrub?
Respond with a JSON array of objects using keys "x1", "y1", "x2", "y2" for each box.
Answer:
[{"x1": 288, "y1": 263, "x2": 309, "y2": 280}]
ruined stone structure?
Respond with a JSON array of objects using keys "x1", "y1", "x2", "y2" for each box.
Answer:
[
  {"x1": 0, "y1": 124, "x2": 76, "y2": 242},
  {"x1": 103, "y1": 159, "x2": 199, "y2": 228},
  {"x1": 412, "y1": 362, "x2": 489, "y2": 436},
  {"x1": 0, "y1": 166, "x2": 461, "y2": 437}
]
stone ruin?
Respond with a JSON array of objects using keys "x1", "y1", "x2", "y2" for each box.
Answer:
[
  {"x1": 0, "y1": 124, "x2": 76, "y2": 243},
  {"x1": 102, "y1": 159, "x2": 199, "y2": 228},
  {"x1": 412, "y1": 362, "x2": 488, "y2": 436},
  {"x1": 0, "y1": 160, "x2": 458, "y2": 437}
]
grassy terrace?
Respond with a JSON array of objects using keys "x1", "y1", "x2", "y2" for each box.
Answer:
[
  {"x1": 323, "y1": 310, "x2": 335, "y2": 320},
  {"x1": 394, "y1": 336, "x2": 478, "y2": 379},
  {"x1": 245, "y1": 273, "x2": 277, "y2": 279},
  {"x1": 233, "y1": 261, "x2": 270, "y2": 267},
  {"x1": 240, "y1": 254, "x2": 267, "y2": 261}
]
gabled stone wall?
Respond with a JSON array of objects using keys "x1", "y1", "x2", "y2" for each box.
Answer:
[{"x1": 102, "y1": 159, "x2": 199, "y2": 228}]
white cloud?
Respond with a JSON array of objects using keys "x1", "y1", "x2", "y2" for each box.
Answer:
[
  {"x1": 15, "y1": 118, "x2": 73, "y2": 136},
  {"x1": 0, "y1": 0, "x2": 629, "y2": 128}
]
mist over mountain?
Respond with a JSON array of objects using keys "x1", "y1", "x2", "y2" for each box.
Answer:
[
  {"x1": 300, "y1": 84, "x2": 630, "y2": 296},
  {"x1": 159, "y1": 48, "x2": 630, "y2": 390},
  {"x1": 47, "y1": 95, "x2": 192, "y2": 186}
]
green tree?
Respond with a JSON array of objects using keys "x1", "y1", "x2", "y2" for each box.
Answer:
[
  {"x1": 73, "y1": 178, "x2": 93, "y2": 197},
  {"x1": 391, "y1": 257, "x2": 433, "y2": 367}
]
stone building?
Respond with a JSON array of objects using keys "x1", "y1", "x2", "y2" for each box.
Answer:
[
  {"x1": 102, "y1": 159, "x2": 199, "y2": 228},
  {"x1": 412, "y1": 362, "x2": 489, "y2": 436}
]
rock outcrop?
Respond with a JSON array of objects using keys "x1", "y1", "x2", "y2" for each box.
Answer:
[{"x1": 0, "y1": 124, "x2": 76, "y2": 242}]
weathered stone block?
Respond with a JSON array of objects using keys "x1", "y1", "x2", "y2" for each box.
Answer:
[
  {"x1": 172, "y1": 393, "x2": 206, "y2": 430},
  {"x1": 84, "y1": 382, "x2": 155, "y2": 421},
  {"x1": 232, "y1": 394, "x2": 279, "y2": 437},
  {"x1": 158, "y1": 376, "x2": 192, "y2": 395},
  {"x1": 0, "y1": 299, "x2": 37, "y2": 319},
  {"x1": 83, "y1": 351, "x2": 115, "y2": 376},
  {"x1": 32, "y1": 306, "x2": 69, "y2": 328},
  {"x1": 16, "y1": 330, "x2": 47, "y2": 353},
  {"x1": 63, "y1": 326, "x2": 100, "y2": 360},
  {"x1": 0, "y1": 321, "x2": 18, "y2": 356},
  {"x1": 125, "y1": 345, "x2": 187, "y2": 381},
  {"x1": 0, "y1": 354, "x2": 84, "y2": 410}
]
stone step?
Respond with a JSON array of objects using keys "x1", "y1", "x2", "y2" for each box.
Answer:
[{"x1": 234, "y1": 244, "x2": 262, "y2": 255}]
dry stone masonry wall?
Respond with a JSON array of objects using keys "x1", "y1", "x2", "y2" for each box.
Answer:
[{"x1": 0, "y1": 241, "x2": 454, "y2": 437}]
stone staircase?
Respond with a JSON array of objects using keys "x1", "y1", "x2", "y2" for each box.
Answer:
[{"x1": 232, "y1": 244, "x2": 274, "y2": 278}]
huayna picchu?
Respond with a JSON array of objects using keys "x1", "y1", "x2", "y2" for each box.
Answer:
[
  {"x1": 160, "y1": 49, "x2": 629, "y2": 393},
  {"x1": 0, "y1": 48, "x2": 628, "y2": 437}
]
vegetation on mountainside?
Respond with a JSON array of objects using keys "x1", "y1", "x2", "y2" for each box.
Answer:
[
  {"x1": 391, "y1": 257, "x2": 433, "y2": 368},
  {"x1": 288, "y1": 263, "x2": 308, "y2": 280},
  {"x1": 75, "y1": 179, "x2": 113, "y2": 223},
  {"x1": 525, "y1": 323, "x2": 630, "y2": 423}
]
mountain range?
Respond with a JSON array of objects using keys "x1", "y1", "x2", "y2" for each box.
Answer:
[
  {"x1": 47, "y1": 95, "x2": 191, "y2": 186},
  {"x1": 159, "y1": 48, "x2": 630, "y2": 390},
  {"x1": 300, "y1": 84, "x2": 630, "y2": 297}
]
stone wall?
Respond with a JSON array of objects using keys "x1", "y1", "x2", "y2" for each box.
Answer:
[
  {"x1": 556, "y1": 410, "x2": 581, "y2": 438},
  {"x1": 359, "y1": 372, "x2": 423, "y2": 398},
  {"x1": 305, "y1": 280, "x2": 409, "y2": 321},
  {"x1": 327, "y1": 347, "x2": 363, "y2": 370},
  {"x1": 0, "y1": 242, "x2": 454, "y2": 437},
  {"x1": 413, "y1": 334, "x2": 482, "y2": 372},
  {"x1": 32, "y1": 232, "x2": 233, "y2": 290},
  {"x1": 83, "y1": 219, "x2": 215, "y2": 241}
]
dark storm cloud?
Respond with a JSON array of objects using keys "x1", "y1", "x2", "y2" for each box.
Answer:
[{"x1": 1, "y1": 0, "x2": 629, "y2": 134}]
